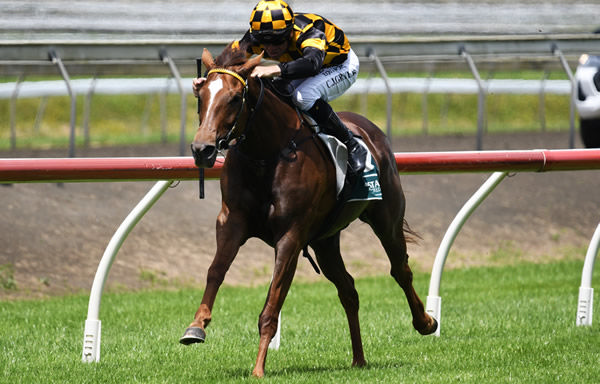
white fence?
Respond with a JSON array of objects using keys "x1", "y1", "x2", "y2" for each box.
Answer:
[
  {"x1": 3, "y1": 35, "x2": 598, "y2": 155},
  {"x1": 0, "y1": 77, "x2": 572, "y2": 99},
  {"x1": 1, "y1": 150, "x2": 598, "y2": 361}
]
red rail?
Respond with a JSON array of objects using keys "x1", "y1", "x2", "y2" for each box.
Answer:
[
  {"x1": 1, "y1": 149, "x2": 600, "y2": 183},
  {"x1": 0, "y1": 156, "x2": 220, "y2": 183},
  {"x1": 395, "y1": 149, "x2": 600, "y2": 173}
]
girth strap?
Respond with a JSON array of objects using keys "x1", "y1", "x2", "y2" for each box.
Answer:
[{"x1": 302, "y1": 246, "x2": 321, "y2": 274}]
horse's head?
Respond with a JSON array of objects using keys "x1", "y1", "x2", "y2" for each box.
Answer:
[{"x1": 191, "y1": 44, "x2": 263, "y2": 168}]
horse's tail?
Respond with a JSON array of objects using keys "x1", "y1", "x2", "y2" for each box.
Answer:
[{"x1": 403, "y1": 218, "x2": 422, "y2": 245}]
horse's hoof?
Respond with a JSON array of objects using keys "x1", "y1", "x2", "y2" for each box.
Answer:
[
  {"x1": 416, "y1": 317, "x2": 438, "y2": 335},
  {"x1": 352, "y1": 359, "x2": 367, "y2": 367},
  {"x1": 179, "y1": 327, "x2": 206, "y2": 345},
  {"x1": 430, "y1": 317, "x2": 439, "y2": 334}
]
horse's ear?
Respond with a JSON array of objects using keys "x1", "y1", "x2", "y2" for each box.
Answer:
[
  {"x1": 240, "y1": 51, "x2": 264, "y2": 77},
  {"x1": 202, "y1": 48, "x2": 215, "y2": 70}
]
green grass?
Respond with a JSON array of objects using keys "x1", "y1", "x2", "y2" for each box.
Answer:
[
  {"x1": 331, "y1": 92, "x2": 571, "y2": 137},
  {"x1": 1, "y1": 260, "x2": 598, "y2": 383},
  {"x1": 0, "y1": 71, "x2": 574, "y2": 151},
  {"x1": 0, "y1": 93, "x2": 201, "y2": 150}
]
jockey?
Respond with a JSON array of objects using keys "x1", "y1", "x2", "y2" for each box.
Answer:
[{"x1": 193, "y1": 0, "x2": 367, "y2": 175}]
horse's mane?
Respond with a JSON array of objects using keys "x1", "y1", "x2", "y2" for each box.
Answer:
[
  {"x1": 214, "y1": 41, "x2": 297, "y2": 108},
  {"x1": 215, "y1": 41, "x2": 250, "y2": 68}
]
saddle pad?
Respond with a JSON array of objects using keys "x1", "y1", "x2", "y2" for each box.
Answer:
[
  {"x1": 316, "y1": 132, "x2": 382, "y2": 202},
  {"x1": 347, "y1": 145, "x2": 383, "y2": 202}
]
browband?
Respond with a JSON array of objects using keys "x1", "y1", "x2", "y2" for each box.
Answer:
[{"x1": 207, "y1": 68, "x2": 247, "y2": 87}]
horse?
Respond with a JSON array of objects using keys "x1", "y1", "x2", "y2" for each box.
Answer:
[{"x1": 181, "y1": 42, "x2": 438, "y2": 377}]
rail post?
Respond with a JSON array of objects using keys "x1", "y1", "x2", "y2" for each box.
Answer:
[
  {"x1": 9, "y1": 74, "x2": 24, "y2": 150},
  {"x1": 366, "y1": 47, "x2": 393, "y2": 138},
  {"x1": 426, "y1": 171, "x2": 508, "y2": 336},
  {"x1": 552, "y1": 44, "x2": 576, "y2": 149},
  {"x1": 539, "y1": 70, "x2": 549, "y2": 132},
  {"x1": 576, "y1": 222, "x2": 599, "y2": 326},
  {"x1": 160, "y1": 79, "x2": 169, "y2": 143},
  {"x1": 422, "y1": 73, "x2": 432, "y2": 135},
  {"x1": 49, "y1": 49, "x2": 77, "y2": 158},
  {"x1": 160, "y1": 49, "x2": 187, "y2": 156},
  {"x1": 459, "y1": 45, "x2": 487, "y2": 151},
  {"x1": 33, "y1": 96, "x2": 48, "y2": 134},
  {"x1": 82, "y1": 180, "x2": 174, "y2": 362},
  {"x1": 83, "y1": 77, "x2": 97, "y2": 147}
]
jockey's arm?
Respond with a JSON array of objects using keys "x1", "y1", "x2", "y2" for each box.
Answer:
[
  {"x1": 250, "y1": 47, "x2": 325, "y2": 79},
  {"x1": 278, "y1": 47, "x2": 325, "y2": 79}
]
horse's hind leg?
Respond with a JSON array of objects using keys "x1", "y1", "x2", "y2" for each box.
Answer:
[
  {"x1": 362, "y1": 201, "x2": 438, "y2": 336},
  {"x1": 311, "y1": 234, "x2": 366, "y2": 367}
]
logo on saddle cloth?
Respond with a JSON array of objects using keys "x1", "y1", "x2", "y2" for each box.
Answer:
[{"x1": 315, "y1": 131, "x2": 382, "y2": 202}]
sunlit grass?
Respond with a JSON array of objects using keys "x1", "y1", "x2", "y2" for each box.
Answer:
[
  {"x1": 0, "y1": 260, "x2": 598, "y2": 383},
  {"x1": 332, "y1": 92, "x2": 572, "y2": 137}
]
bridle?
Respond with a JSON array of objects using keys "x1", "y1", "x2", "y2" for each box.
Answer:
[
  {"x1": 206, "y1": 68, "x2": 264, "y2": 150},
  {"x1": 204, "y1": 67, "x2": 313, "y2": 169}
]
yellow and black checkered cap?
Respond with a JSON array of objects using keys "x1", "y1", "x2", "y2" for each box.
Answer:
[{"x1": 249, "y1": 0, "x2": 294, "y2": 35}]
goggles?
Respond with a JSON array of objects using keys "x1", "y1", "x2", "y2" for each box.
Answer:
[{"x1": 252, "y1": 28, "x2": 291, "y2": 45}]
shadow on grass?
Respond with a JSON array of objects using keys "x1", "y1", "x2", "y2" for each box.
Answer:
[{"x1": 215, "y1": 356, "x2": 410, "y2": 380}]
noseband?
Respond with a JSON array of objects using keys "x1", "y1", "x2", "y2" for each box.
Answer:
[{"x1": 207, "y1": 68, "x2": 264, "y2": 150}]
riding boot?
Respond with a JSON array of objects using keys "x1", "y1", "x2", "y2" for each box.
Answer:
[{"x1": 308, "y1": 99, "x2": 367, "y2": 175}]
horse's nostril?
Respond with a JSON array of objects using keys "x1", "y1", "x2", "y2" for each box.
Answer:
[
  {"x1": 190, "y1": 142, "x2": 217, "y2": 168},
  {"x1": 191, "y1": 142, "x2": 208, "y2": 156}
]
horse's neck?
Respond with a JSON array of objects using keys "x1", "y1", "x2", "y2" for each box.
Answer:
[{"x1": 240, "y1": 86, "x2": 300, "y2": 158}]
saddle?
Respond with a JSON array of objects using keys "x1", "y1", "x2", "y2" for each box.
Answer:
[
  {"x1": 301, "y1": 113, "x2": 382, "y2": 202},
  {"x1": 265, "y1": 79, "x2": 382, "y2": 202}
]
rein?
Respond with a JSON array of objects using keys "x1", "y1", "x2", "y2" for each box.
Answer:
[{"x1": 207, "y1": 68, "x2": 264, "y2": 150}]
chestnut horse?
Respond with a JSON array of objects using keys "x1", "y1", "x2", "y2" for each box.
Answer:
[{"x1": 181, "y1": 43, "x2": 437, "y2": 377}]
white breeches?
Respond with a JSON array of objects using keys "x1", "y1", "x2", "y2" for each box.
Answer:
[{"x1": 290, "y1": 49, "x2": 359, "y2": 111}]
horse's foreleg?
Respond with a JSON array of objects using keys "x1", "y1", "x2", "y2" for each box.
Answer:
[
  {"x1": 179, "y1": 252, "x2": 238, "y2": 344},
  {"x1": 180, "y1": 212, "x2": 246, "y2": 345},
  {"x1": 312, "y1": 235, "x2": 366, "y2": 367},
  {"x1": 252, "y1": 237, "x2": 301, "y2": 378}
]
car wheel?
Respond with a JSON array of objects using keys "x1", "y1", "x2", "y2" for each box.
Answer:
[{"x1": 580, "y1": 118, "x2": 600, "y2": 148}]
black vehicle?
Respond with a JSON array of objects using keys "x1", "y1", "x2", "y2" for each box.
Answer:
[
  {"x1": 575, "y1": 53, "x2": 600, "y2": 148},
  {"x1": 574, "y1": 27, "x2": 600, "y2": 148}
]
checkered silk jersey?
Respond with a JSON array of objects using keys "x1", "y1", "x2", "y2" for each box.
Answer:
[{"x1": 238, "y1": 12, "x2": 351, "y2": 67}]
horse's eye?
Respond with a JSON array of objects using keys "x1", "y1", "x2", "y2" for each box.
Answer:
[{"x1": 231, "y1": 94, "x2": 242, "y2": 106}]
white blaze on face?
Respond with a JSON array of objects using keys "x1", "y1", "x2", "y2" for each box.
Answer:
[{"x1": 206, "y1": 78, "x2": 224, "y2": 113}]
